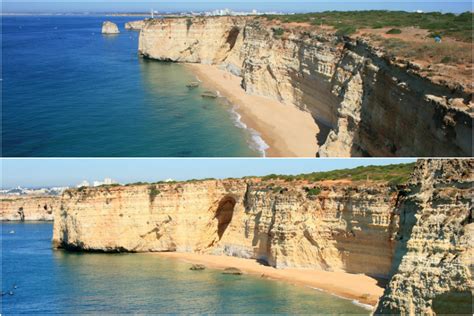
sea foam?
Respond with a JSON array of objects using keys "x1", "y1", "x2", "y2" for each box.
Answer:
[{"x1": 228, "y1": 104, "x2": 269, "y2": 157}]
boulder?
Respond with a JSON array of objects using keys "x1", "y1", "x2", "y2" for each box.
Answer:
[
  {"x1": 189, "y1": 264, "x2": 206, "y2": 271},
  {"x1": 222, "y1": 267, "x2": 242, "y2": 275}
]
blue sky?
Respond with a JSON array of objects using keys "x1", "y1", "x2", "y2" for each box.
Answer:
[
  {"x1": 3, "y1": 1, "x2": 472, "y2": 13},
  {"x1": 1, "y1": 158, "x2": 416, "y2": 188}
]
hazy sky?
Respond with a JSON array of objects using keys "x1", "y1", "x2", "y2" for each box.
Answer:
[
  {"x1": 3, "y1": 1, "x2": 472, "y2": 13},
  {"x1": 1, "y1": 158, "x2": 415, "y2": 188}
]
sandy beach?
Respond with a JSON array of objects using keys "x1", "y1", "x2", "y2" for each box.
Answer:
[
  {"x1": 154, "y1": 252, "x2": 384, "y2": 308},
  {"x1": 186, "y1": 64, "x2": 319, "y2": 157}
]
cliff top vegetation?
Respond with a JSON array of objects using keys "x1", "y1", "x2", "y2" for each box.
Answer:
[
  {"x1": 258, "y1": 162, "x2": 416, "y2": 186},
  {"x1": 264, "y1": 10, "x2": 473, "y2": 42}
]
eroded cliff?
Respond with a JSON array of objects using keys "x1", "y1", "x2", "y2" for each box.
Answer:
[
  {"x1": 375, "y1": 159, "x2": 473, "y2": 315},
  {"x1": 53, "y1": 179, "x2": 398, "y2": 276},
  {"x1": 1, "y1": 196, "x2": 60, "y2": 221},
  {"x1": 138, "y1": 17, "x2": 472, "y2": 157},
  {"x1": 53, "y1": 160, "x2": 473, "y2": 314}
]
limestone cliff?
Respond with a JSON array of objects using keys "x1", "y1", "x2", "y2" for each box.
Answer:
[
  {"x1": 53, "y1": 159, "x2": 473, "y2": 314},
  {"x1": 374, "y1": 159, "x2": 473, "y2": 315},
  {"x1": 1, "y1": 196, "x2": 60, "y2": 221},
  {"x1": 138, "y1": 17, "x2": 472, "y2": 157},
  {"x1": 53, "y1": 179, "x2": 399, "y2": 276},
  {"x1": 125, "y1": 20, "x2": 145, "y2": 31}
]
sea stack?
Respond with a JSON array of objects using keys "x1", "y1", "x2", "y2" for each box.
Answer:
[{"x1": 102, "y1": 21, "x2": 120, "y2": 34}]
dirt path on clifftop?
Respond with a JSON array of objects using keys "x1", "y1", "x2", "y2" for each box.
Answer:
[
  {"x1": 186, "y1": 64, "x2": 319, "y2": 157},
  {"x1": 154, "y1": 252, "x2": 383, "y2": 308}
]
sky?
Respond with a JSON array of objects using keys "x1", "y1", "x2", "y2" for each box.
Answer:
[
  {"x1": 2, "y1": 1, "x2": 472, "y2": 13},
  {"x1": 1, "y1": 158, "x2": 416, "y2": 188}
]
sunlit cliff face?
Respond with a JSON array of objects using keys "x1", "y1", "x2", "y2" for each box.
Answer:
[{"x1": 139, "y1": 17, "x2": 472, "y2": 157}]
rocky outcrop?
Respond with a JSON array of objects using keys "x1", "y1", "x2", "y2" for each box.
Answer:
[
  {"x1": 374, "y1": 159, "x2": 473, "y2": 315},
  {"x1": 125, "y1": 20, "x2": 145, "y2": 31},
  {"x1": 53, "y1": 179, "x2": 399, "y2": 276},
  {"x1": 138, "y1": 17, "x2": 472, "y2": 157},
  {"x1": 52, "y1": 159, "x2": 473, "y2": 314},
  {"x1": 1, "y1": 196, "x2": 61, "y2": 221},
  {"x1": 102, "y1": 21, "x2": 120, "y2": 34}
]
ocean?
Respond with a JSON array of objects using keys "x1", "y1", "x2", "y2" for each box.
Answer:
[
  {"x1": 2, "y1": 16, "x2": 265, "y2": 157},
  {"x1": 1, "y1": 222, "x2": 370, "y2": 314}
]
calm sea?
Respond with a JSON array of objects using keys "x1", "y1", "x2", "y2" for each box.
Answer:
[
  {"x1": 1, "y1": 222, "x2": 370, "y2": 314},
  {"x1": 2, "y1": 16, "x2": 264, "y2": 157}
]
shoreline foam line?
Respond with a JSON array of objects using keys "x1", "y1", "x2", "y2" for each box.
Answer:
[
  {"x1": 227, "y1": 102, "x2": 270, "y2": 157},
  {"x1": 185, "y1": 63, "x2": 319, "y2": 157}
]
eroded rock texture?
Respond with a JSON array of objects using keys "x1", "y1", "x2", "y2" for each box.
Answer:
[
  {"x1": 53, "y1": 160, "x2": 473, "y2": 314},
  {"x1": 1, "y1": 196, "x2": 60, "y2": 221},
  {"x1": 53, "y1": 179, "x2": 399, "y2": 277},
  {"x1": 138, "y1": 17, "x2": 472, "y2": 157},
  {"x1": 374, "y1": 159, "x2": 473, "y2": 315}
]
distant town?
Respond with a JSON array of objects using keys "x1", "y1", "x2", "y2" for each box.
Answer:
[
  {"x1": 3, "y1": 8, "x2": 286, "y2": 17},
  {"x1": 0, "y1": 177, "x2": 180, "y2": 196}
]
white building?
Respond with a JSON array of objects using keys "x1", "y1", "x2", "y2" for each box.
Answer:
[
  {"x1": 77, "y1": 180, "x2": 90, "y2": 188},
  {"x1": 92, "y1": 177, "x2": 118, "y2": 187}
]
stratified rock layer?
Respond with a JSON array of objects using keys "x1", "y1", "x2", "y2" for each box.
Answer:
[
  {"x1": 138, "y1": 17, "x2": 472, "y2": 157},
  {"x1": 53, "y1": 179, "x2": 398, "y2": 276},
  {"x1": 102, "y1": 21, "x2": 120, "y2": 34},
  {"x1": 53, "y1": 159, "x2": 473, "y2": 314},
  {"x1": 374, "y1": 159, "x2": 473, "y2": 315},
  {"x1": 1, "y1": 196, "x2": 61, "y2": 221}
]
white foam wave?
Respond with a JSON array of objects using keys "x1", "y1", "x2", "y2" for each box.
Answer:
[
  {"x1": 228, "y1": 105, "x2": 269, "y2": 157},
  {"x1": 307, "y1": 286, "x2": 374, "y2": 311}
]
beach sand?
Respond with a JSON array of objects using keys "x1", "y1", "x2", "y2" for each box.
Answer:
[
  {"x1": 186, "y1": 64, "x2": 319, "y2": 157},
  {"x1": 154, "y1": 252, "x2": 384, "y2": 308}
]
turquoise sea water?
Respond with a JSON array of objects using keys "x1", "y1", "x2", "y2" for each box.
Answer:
[
  {"x1": 2, "y1": 16, "x2": 263, "y2": 157},
  {"x1": 1, "y1": 222, "x2": 370, "y2": 314}
]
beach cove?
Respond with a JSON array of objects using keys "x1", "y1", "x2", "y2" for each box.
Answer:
[
  {"x1": 186, "y1": 64, "x2": 319, "y2": 157},
  {"x1": 156, "y1": 252, "x2": 382, "y2": 308}
]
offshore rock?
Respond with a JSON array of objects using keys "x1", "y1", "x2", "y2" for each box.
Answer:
[{"x1": 102, "y1": 21, "x2": 120, "y2": 34}]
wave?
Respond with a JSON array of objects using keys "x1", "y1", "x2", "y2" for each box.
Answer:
[
  {"x1": 227, "y1": 104, "x2": 269, "y2": 157},
  {"x1": 307, "y1": 286, "x2": 375, "y2": 311}
]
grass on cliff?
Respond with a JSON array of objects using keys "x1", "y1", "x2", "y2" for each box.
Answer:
[
  {"x1": 264, "y1": 11, "x2": 473, "y2": 42},
  {"x1": 261, "y1": 162, "x2": 416, "y2": 186}
]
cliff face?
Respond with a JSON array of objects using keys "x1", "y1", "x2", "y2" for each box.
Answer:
[
  {"x1": 53, "y1": 159, "x2": 473, "y2": 313},
  {"x1": 375, "y1": 159, "x2": 473, "y2": 315},
  {"x1": 1, "y1": 196, "x2": 60, "y2": 221},
  {"x1": 53, "y1": 179, "x2": 398, "y2": 277},
  {"x1": 138, "y1": 17, "x2": 472, "y2": 157}
]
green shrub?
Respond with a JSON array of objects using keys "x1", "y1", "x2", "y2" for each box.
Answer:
[
  {"x1": 148, "y1": 185, "x2": 160, "y2": 203},
  {"x1": 386, "y1": 28, "x2": 402, "y2": 34},
  {"x1": 273, "y1": 27, "x2": 285, "y2": 37},
  {"x1": 186, "y1": 18, "x2": 193, "y2": 31},
  {"x1": 335, "y1": 25, "x2": 357, "y2": 36},
  {"x1": 307, "y1": 187, "x2": 322, "y2": 196}
]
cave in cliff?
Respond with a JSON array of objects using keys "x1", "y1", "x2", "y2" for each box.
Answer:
[{"x1": 215, "y1": 196, "x2": 236, "y2": 240}]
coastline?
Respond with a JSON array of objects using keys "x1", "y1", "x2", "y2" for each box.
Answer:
[
  {"x1": 154, "y1": 252, "x2": 384, "y2": 308},
  {"x1": 185, "y1": 63, "x2": 319, "y2": 157}
]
